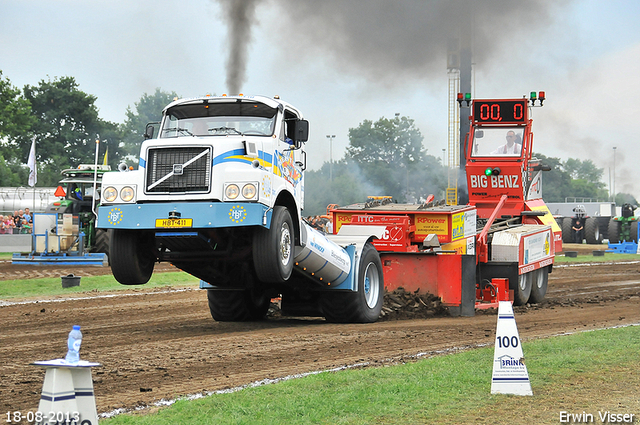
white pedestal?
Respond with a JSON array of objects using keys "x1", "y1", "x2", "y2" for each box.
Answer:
[{"x1": 32, "y1": 359, "x2": 101, "y2": 425}]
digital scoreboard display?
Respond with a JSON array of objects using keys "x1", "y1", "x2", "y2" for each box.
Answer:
[{"x1": 473, "y1": 100, "x2": 528, "y2": 123}]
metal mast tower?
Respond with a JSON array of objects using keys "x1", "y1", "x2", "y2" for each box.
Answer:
[
  {"x1": 446, "y1": 65, "x2": 460, "y2": 205},
  {"x1": 446, "y1": 34, "x2": 472, "y2": 205}
]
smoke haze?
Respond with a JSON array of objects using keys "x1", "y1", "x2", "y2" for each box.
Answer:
[
  {"x1": 220, "y1": 0, "x2": 564, "y2": 92},
  {"x1": 3, "y1": 1, "x2": 637, "y2": 197},
  {"x1": 219, "y1": 0, "x2": 260, "y2": 94},
  {"x1": 273, "y1": 0, "x2": 563, "y2": 84}
]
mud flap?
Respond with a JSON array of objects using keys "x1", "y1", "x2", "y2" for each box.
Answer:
[{"x1": 448, "y1": 255, "x2": 476, "y2": 317}]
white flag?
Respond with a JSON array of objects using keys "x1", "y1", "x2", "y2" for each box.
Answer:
[{"x1": 27, "y1": 138, "x2": 37, "y2": 187}]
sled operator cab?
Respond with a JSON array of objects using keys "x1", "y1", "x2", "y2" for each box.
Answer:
[{"x1": 462, "y1": 93, "x2": 561, "y2": 253}]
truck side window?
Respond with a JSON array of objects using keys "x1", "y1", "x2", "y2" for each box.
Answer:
[{"x1": 283, "y1": 110, "x2": 297, "y2": 145}]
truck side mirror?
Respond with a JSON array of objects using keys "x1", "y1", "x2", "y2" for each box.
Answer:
[
  {"x1": 144, "y1": 123, "x2": 158, "y2": 140},
  {"x1": 293, "y1": 119, "x2": 309, "y2": 143}
]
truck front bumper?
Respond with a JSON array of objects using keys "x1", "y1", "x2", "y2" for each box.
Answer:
[{"x1": 97, "y1": 202, "x2": 271, "y2": 230}]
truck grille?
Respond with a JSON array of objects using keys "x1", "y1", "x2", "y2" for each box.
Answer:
[{"x1": 146, "y1": 147, "x2": 212, "y2": 193}]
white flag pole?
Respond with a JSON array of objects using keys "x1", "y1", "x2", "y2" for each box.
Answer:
[
  {"x1": 27, "y1": 138, "x2": 37, "y2": 212},
  {"x1": 27, "y1": 138, "x2": 37, "y2": 187}
]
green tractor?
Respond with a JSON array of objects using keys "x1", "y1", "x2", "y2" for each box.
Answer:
[
  {"x1": 607, "y1": 203, "x2": 639, "y2": 244},
  {"x1": 45, "y1": 164, "x2": 111, "y2": 255}
]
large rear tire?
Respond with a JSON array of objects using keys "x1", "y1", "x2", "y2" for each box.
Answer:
[
  {"x1": 513, "y1": 272, "x2": 532, "y2": 306},
  {"x1": 253, "y1": 206, "x2": 294, "y2": 283},
  {"x1": 207, "y1": 289, "x2": 270, "y2": 321},
  {"x1": 93, "y1": 229, "x2": 110, "y2": 260},
  {"x1": 630, "y1": 221, "x2": 639, "y2": 243},
  {"x1": 528, "y1": 267, "x2": 548, "y2": 304},
  {"x1": 561, "y1": 218, "x2": 573, "y2": 243},
  {"x1": 607, "y1": 218, "x2": 620, "y2": 243},
  {"x1": 584, "y1": 217, "x2": 602, "y2": 244},
  {"x1": 110, "y1": 229, "x2": 155, "y2": 285},
  {"x1": 321, "y1": 243, "x2": 384, "y2": 323}
]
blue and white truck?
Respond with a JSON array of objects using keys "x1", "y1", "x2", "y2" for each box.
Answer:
[{"x1": 97, "y1": 95, "x2": 385, "y2": 323}]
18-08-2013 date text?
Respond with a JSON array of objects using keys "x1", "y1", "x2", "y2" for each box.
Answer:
[{"x1": 5, "y1": 411, "x2": 82, "y2": 424}]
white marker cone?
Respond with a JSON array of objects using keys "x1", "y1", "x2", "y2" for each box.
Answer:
[
  {"x1": 33, "y1": 360, "x2": 101, "y2": 425},
  {"x1": 491, "y1": 301, "x2": 533, "y2": 396}
]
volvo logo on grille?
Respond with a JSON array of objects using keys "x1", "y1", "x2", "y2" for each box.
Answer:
[{"x1": 173, "y1": 164, "x2": 184, "y2": 175}]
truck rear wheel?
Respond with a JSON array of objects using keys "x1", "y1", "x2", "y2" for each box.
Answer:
[
  {"x1": 207, "y1": 289, "x2": 270, "y2": 321},
  {"x1": 607, "y1": 219, "x2": 620, "y2": 243},
  {"x1": 528, "y1": 267, "x2": 548, "y2": 304},
  {"x1": 110, "y1": 229, "x2": 155, "y2": 285},
  {"x1": 561, "y1": 218, "x2": 573, "y2": 244},
  {"x1": 321, "y1": 243, "x2": 384, "y2": 323},
  {"x1": 253, "y1": 206, "x2": 294, "y2": 283},
  {"x1": 513, "y1": 271, "x2": 532, "y2": 306},
  {"x1": 584, "y1": 217, "x2": 602, "y2": 244}
]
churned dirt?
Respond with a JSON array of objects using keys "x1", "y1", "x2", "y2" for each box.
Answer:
[{"x1": 1, "y1": 247, "x2": 639, "y2": 419}]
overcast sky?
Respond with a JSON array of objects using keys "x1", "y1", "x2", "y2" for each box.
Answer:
[{"x1": 2, "y1": 0, "x2": 639, "y2": 198}]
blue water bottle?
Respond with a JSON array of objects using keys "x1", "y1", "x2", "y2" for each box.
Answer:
[{"x1": 65, "y1": 325, "x2": 82, "y2": 364}]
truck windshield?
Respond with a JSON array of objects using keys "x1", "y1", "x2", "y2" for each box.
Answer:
[
  {"x1": 160, "y1": 101, "x2": 278, "y2": 138},
  {"x1": 470, "y1": 127, "x2": 524, "y2": 157}
]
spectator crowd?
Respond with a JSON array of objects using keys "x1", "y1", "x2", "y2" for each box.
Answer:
[{"x1": 0, "y1": 208, "x2": 33, "y2": 234}]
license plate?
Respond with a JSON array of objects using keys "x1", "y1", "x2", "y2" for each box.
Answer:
[{"x1": 155, "y1": 218, "x2": 193, "y2": 228}]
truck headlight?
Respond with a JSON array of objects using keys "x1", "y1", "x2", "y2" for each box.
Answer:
[
  {"x1": 103, "y1": 187, "x2": 117, "y2": 202},
  {"x1": 120, "y1": 186, "x2": 135, "y2": 202},
  {"x1": 225, "y1": 184, "x2": 240, "y2": 199},
  {"x1": 242, "y1": 183, "x2": 257, "y2": 199}
]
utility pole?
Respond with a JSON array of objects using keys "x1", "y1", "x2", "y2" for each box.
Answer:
[
  {"x1": 613, "y1": 146, "x2": 617, "y2": 203},
  {"x1": 326, "y1": 135, "x2": 335, "y2": 181}
]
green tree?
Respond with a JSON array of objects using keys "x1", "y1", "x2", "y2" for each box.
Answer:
[
  {"x1": 0, "y1": 71, "x2": 34, "y2": 140},
  {"x1": 563, "y1": 158, "x2": 604, "y2": 186},
  {"x1": 0, "y1": 70, "x2": 35, "y2": 170},
  {"x1": 536, "y1": 154, "x2": 609, "y2": 203},
  {"x1": 568, "y1": 179, "x2": 608, "y2": 201},
  {"x1": 304, "y1": 159, "x2": 374, "y2": 215},
  {"x1": 615, "y1": 193, "x2": 638, "y2": 206},
  {"x1": 346, "y1": 115, "x2": 445, "y2": 202},
  {"x1": 0, "y1": 154, "x2": 29, "y2": 186},
  {"x1": 120, "y1": 88, "x2": 179, "y2": 160},
  {"x1": 535, "y1": 153, "x2": 571, "y2": 202},
  {"x1": 22, "y1": 76, "x2": 124, "y2": 186}
]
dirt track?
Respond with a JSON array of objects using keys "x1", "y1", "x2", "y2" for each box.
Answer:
[{"x1": 1, "y1": 247, "x2": 640, "y2": 419}]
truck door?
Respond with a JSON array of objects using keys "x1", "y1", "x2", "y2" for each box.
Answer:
[{"x1": 279, "y1": 109, "x2": 305, "y2": 203}]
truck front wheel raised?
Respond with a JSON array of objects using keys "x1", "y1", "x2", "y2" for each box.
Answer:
[
  {"x1": 321, "y1": 243, "x2": 384, "y2": 323},
  {"x1": 253, "y1": 206, "x2": 294, "y2": 283},
  {"x1": 110, "y1": 229, "x2": 156, "y2": 285}
]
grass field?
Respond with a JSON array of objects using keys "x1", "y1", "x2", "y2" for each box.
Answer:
[
  {"x1": 0, "y1": 272, "x2": 199, "y2": 299},
  {"x1": 99, "y1": 325, "x2": 640, "y2": 425},
  {"x1": 555, "y1": 252, "x2": 639, "y2": 263},
  {"x1": 1, "y1": 249, "x2": 635, "y2": 301}
]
